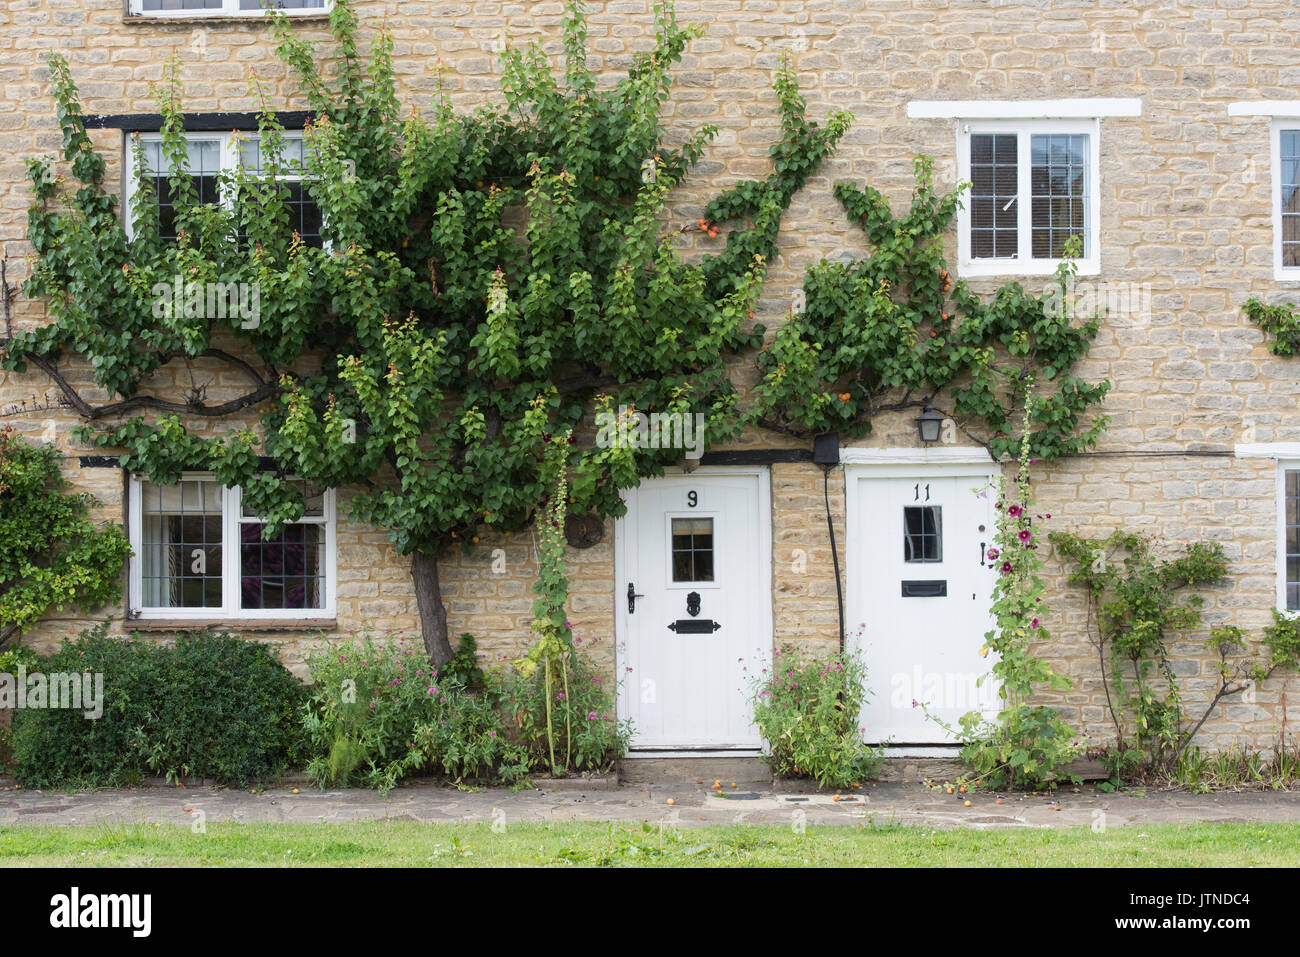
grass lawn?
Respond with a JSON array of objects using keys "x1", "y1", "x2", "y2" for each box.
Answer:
[{"x1": 0, "y1": 820, "x2": 1297, "y2": 866}]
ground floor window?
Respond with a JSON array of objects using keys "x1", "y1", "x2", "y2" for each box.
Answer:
[{"x1": 128, "y1": 474, "x2": 335, "y2": 620}]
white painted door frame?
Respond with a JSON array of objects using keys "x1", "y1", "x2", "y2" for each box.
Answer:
[
  {"x1": 844, "y1": 449, "x2": 999, "y2": 756},
  {"x1": 614, "y1": 466, "x2": 773, "y2": 754}
]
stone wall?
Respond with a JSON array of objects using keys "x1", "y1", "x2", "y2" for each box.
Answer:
[{"x1": 3, "y1": 0, "x2": 1300, "y2": 748}]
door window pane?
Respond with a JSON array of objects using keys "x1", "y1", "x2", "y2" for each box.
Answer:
[
  {"x1": 903, "y1": 506, "x2": 942, "y2": 563},
  {"x1": 671, "y1": 517, "x2": 714, "y2": 582}
]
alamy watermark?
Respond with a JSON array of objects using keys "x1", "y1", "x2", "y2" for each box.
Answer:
[
  {"x1": 150, "y1": 276, "x2": 261, "y2": 329},
  {"x1": 0, "y1": 666, "x2": 104, "y2": 719},
  {"x1": 595, "y1": 405, "x2": 706, "y2": 460},
  {"x1": 50, "y1": 888, "x2": 151, "y2": 937},
  {"x1": 891, "y1": 665, "x2": 996, "y2": 713},
  {"x1": 1043, "y1": 277, "x2": 1152, "y2": 324}
]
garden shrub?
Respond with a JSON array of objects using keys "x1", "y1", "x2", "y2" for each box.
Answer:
[
  {"x1": 302, "y1": 633, "x2": 629, "y2": 791},
  {"x1": 303, "y1": 636, "x2": 450, "y2": 789},
  {"x1": 442, "y1": 633, "x2": 485, "y2": 692},
  {"x1": 751, "y1": 646, "x2": 881, "y2": 789},
  {"x1": 302, "y1": 634, "x2": 518, "y2": 791},
  {"x1": 10, "y1": 628, "x2": 304, "y2": 788}
]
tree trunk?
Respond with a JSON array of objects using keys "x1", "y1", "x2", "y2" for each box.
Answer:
[{"x1": 411, "y1": 550, "x2": 454, "y2": 667}]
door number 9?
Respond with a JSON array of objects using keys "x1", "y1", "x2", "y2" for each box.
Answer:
[{"x1": 687, "y1": 490, "x2": 698, "y2": 508}]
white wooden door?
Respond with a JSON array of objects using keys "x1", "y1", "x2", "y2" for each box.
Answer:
[
  {"x1": 849, "y1": 469, "x2": 1000, "y2": 745},
  {"x1": 616, "y1": 470, "x2": 771, "y2": 750}
]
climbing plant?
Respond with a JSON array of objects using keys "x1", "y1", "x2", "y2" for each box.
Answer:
[
  {"x1": 1243, "y1": 297, "x2": 1300, "y2": 357},
  {"x1": 516, "y1": 399, "x2": 578, "y2": 773},
  {"x1": 749, "y1": 157, "x2": 1110, "y2": 463},
  {"x1": 3, "y1": 0, "x2": 851, "y2": 666},
  {"x1": 1045, "y1": 528, "x2": 1299, "y2": 775},
  {"x1": 0, "y1": 428, "x2": 131, "y2": 649}
]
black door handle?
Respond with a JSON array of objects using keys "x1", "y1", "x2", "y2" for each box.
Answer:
[
  {"x1": 979, "y1": 541, "x2": 986, "y2": 567},
  {"x1": 627, "y1": 582, "x2": 645, "y2": 614}
]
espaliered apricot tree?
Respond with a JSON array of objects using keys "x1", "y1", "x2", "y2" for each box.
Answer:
[
  {"x1": 3, "y1": 0, "x2": 850, "y2": 664},
  {"x1": 749, "y1": 157, "x2": 1111, "y2": 463}
]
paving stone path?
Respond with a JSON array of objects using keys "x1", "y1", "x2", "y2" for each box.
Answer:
[{"x1": 2, "y1": 780, "x2": 1298, "y2": 830}]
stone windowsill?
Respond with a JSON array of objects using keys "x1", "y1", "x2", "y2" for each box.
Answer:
[
  {"x1": 122, "y1": 13, "x2": 330, "y2": 27},
  {"x1": 126, "y1": 618, "x2": 337, "y2": 632}
]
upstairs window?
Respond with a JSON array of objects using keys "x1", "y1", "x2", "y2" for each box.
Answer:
[
  {"x1": 957, "y1": 119, "x2": 1100, "y2": 277},
  {"x1": 132, "y1": 131, "x2": 323, "y2": 247},
  {"x1": 1273, "y1": 122, "x2": 1300, "y2": 280},
  {"x1": 130, "y1": 0, "x2": 329, "y2": 17}
]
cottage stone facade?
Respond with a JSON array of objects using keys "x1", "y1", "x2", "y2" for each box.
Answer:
[{"x1": 3, "y1": 0, "x2": 1300, "y2": 754}]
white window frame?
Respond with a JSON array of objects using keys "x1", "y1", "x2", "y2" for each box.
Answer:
[
  {"x1": 127, "y1": 472, "x2": 337, "y2": 621},
  {"x1": 128, "y1": 0, "x2": 331, "y2": 18},
  {"x1": 126, "y1": 130, "x2": 315, "y2": 240},
  {"x1": 955, "y1": 118, "x2": 1101, "y2": 278},
  {"x1": 1270, "y1": 119, "x2": 1300, "y2": 283}
]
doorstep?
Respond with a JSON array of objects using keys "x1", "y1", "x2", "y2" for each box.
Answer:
[
  {"x1": 530, "y1": 773, "x2": 620, "y2": 792},
  {"x1": 618, "y1": 754, "x2": 772, "y2": 786},
  {"x1": 874, "y1": 756, "x2": 967, "y2": 783}
]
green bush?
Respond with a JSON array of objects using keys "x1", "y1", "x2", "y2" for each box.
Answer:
[
  {"x1": 751, "y1": 646, "x2": 881, "y2": 789},
  {"x1": 10, "y1": 628, "x2": 305, "y2": 788}
]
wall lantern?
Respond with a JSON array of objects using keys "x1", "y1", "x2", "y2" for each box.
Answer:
[{"x1": 916, "y1": 404, "x2": 944, "y2": 444}]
